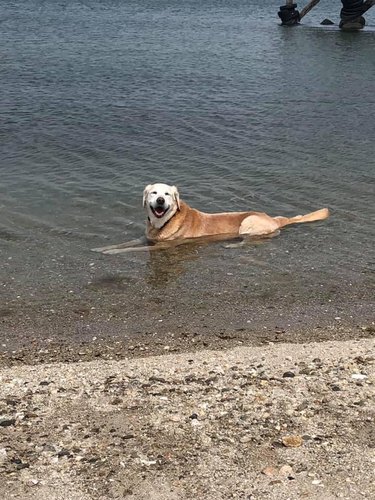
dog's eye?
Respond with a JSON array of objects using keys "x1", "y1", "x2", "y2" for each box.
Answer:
[
  {"x1": 165, "y1": 193, "x2": 170, "y2": 196},
  {"x1": 151, "y1": 191, "x2": 157, "y2": 195}
]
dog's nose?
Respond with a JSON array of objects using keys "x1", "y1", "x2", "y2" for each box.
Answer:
[{"x1": 156, "y1": 197, "x2": 165, "y2": 205}]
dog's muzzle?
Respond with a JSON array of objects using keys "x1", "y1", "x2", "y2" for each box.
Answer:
[{"x1": 150, "y1": 198, "x2": 169, "y2": 218}]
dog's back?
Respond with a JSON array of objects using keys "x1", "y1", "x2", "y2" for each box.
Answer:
[{"x1": 147, "y1": 201, "x2": 254, "y2": 241}]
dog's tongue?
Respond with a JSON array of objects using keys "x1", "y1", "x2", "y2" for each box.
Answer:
[{"x1": 155, "y1": 207, "x2": 165, "y2": 216}]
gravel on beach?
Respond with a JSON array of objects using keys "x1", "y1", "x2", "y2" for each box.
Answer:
[{"x1": 0, "y1": 338, "x2": 374, "y2": 499}]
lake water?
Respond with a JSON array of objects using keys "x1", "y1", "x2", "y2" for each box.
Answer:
[{"x1": 1, "y1": 0, "x2": 374, "y2": 346}]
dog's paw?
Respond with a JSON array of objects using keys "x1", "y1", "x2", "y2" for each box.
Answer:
[
  {"x1": 101, "y1": 248, "x2": 122, "y2": 255},
  {"x1": 222, "y1": 241, "x2": 244, "y2": 249}
]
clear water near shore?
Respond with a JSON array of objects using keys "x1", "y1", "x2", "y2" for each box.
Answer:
[{"x1": 0, "y1": 1, "x2": 374, "y2": 339}]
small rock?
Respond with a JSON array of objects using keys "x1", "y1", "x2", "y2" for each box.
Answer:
[
  {"x1": 261, "y1": 466, "x2": 278, "y2": 477},
  {"x1": 122, "y1": 434, "x2": 135, "y2": 440},
  {"x1": 302, "y1": 434, "x2": 313, "y2": 441},
  {"x1": 296, "y1": 400, "x2": 309, "y2": 411},
  {"x1": 282, "y1": 371, "x2": 295, "y2": 378},
  {"x1": 17, "y1": 462, "x2": 30, "y2": 470},
  {"x1": 149, "y1": 376, "x2": 167, "y2": 383},
  {"x1": 299, "y1": 368, "x2": 313, "y2": 375},
  {"x1": 279, "y1": 465, "x2": 295, "y2": 478},
  {"x1": 43, "y1": 444, "x2": 56, "y2": 452},
  {"x1": 321, "y1": 18, "x2": 334, "y2": 25},
  {"x1": 139, "y1": 458, "x2": 157, "y2": 466},
  {"x1": 39, "y1": 380, "x2": 51, "y2": 386},
  {"x1": 0, "y1": 448, "x2": 7, "y2": 464},
  {"x1": 282, "y1": 435, "x2": 303, "y2": 448},
  {"x1": 169, "y1": 415, "x2": 181, "y2": 422},
  {"x1": 240, "y1": 435, "x2": 252, "y2": 444},
  {"x1": 331, "y1": 385, "x2": 341, "y2": 392},
  {"x1": 11, "y1": 458, "x2": 29, "y2": 470},
  {"x1": 351, "y1": 373, "x2": 367, "y2": 380},
  {"x1": 57, "y1": 448, "x2": 72, "y2": 458},
  {"x1": 0, "y1": 418, "x2": 16, "y2": 427}
]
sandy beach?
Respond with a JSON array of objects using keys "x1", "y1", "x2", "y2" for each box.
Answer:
[{"x1": 1, "y1": 337, "x2": 374, "y2": 500}]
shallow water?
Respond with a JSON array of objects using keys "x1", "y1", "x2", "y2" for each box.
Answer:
[{"x1": 0, "y1": 1, "x2": 374, "y2": 339}]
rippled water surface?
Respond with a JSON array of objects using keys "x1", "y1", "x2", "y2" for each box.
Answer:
[{"x1": 1, "y1": 0, "x2": 374, "y2": 341}]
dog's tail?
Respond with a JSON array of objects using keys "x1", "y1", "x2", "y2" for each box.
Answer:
[{"x1": 274, "y1": 208, "x2": 330, "y2": 229}]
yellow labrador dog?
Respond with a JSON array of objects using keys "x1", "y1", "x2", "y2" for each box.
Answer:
[{"x1": 93, "y1": 183, "x2": 329, "y2": 254}]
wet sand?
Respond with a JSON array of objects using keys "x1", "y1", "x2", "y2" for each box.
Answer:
[{"x1": 1, "y1": 265, "x2": 374, "y2": 367}]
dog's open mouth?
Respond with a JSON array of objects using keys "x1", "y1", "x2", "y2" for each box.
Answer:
[{"x1": 151, "y1": 206, "x2": 168, "y2": 219}]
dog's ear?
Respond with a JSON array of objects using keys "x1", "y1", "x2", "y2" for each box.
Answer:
[
  {"x1": 171, "y1": 186, "x2": 180, "y2": 211},
  {"x1": 143, "y1": 185, "x2": 152, "y2": 208}
]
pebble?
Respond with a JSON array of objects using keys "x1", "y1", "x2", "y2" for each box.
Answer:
[
  {"x1": 351, "y1": 374, "x2": 367, "y2": 380},
  {"x1": 169, "y1": 415, "x2": 181, "y2": 422},
  {"x1": 57, "y1": 448, "x2": 72, "y2": 458},
  {"x1": 240, "y1": 435, "x2": 252, "y2": 444},
  {"x1": 0, "y1": 418, "x2": 16, "y2": 427},
  {"x1": 139, "y1": 458, "x2": 157, "y2": 466},
  {"x1": 279, "y1": 465, "x2": 295, "y2": 478},
  {"x1": 321, "y1": 18, "x2": 335, "y2": 25},
  {"x1": 282, "y1": 371, "x2": 295, "y2": 378},
  {"x1": 282, "y1": 435, "x2": 303, "y2": 448},
  {"x1": 331, "y1": 385, "x2": 341, "y2": 391},
  {"x1": 0, "y1": 448, "x2": 7, "y2": 464},
  {"x1": 261, "y1": 466, "x2": 278, "y2": 477},
  {"x1": 261, "y1": 464, "x2": 295, "y2": 480},
  {"x1": 312, "y1": 479, "x2": 322, "y2": 485}
]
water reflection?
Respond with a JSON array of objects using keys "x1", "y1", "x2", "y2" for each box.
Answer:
[
  {"x1": 144, "y1": 233, "x2": 273, "y2": 288},
  {"x1": 145, "y1": 241, "x2": 203, "y2": 288}
]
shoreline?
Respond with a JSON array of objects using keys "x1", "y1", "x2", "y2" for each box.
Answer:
[
  {"x1": 1, "y1": 299, "x2": 374, "y2": 368},
  {"x1": 1, "y1": 337, "x2": 374, "y2": 499},
  {"x1": 1, "y1": 322, "x2": 374, "y2": 368}
]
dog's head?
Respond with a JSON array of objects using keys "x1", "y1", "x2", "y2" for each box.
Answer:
[{"x1": 143, "y1": 183, "x2": 180, "y2": 229}]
